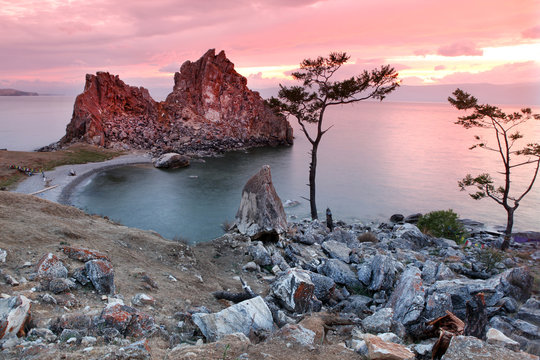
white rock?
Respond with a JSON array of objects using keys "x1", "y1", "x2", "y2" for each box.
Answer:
[
  {"x1": 0, "y1": 295, "x2": 31, "y2": 339},
  {"x1": 486, "y1": 328, "x2": 520, "y2": 351},
  {"x1": 192, "y1": 296, "x2": 273, "y2": 342}
]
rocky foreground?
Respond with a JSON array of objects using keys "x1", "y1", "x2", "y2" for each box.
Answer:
[
  {"x1": 1, "y1": 168, "x2": 539, "y2": 359},
  {"x1": 49, "y1": 49, "x2": 293, "y2": 156}
]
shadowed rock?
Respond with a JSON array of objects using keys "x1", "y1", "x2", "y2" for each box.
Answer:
[{"x1": 235, "y1": 165, "x2": 287, "y2": 240}]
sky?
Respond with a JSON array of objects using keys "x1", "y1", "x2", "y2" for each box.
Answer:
[{"x1": 1, "y1": 0, "x2": 539, "y2": 102}]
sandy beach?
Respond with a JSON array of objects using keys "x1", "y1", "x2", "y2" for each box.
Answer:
[{"x1": 14, "y1": 152, "x2": 152, "y2": 204}]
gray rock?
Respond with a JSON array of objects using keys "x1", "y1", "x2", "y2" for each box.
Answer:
[
  {"x1": 248, "y1": 242, "x2": 272, "y2": 266},
  {"x1": 235, "y1": 165, "x2": 287, "y2": 239},
  {"x1": 153, "y1": 153, "x2": 190, "y2": 168},
  {"x1": 368, "y1": 254, "x2": 398, "y2": 292},
  {"x1": 336, "y1": 295, "x2": 372, "y2": 317},
  {"x1": 0, "y1": 248, "x2": 6, "y2": 263},
  {"x1": 393, "y1": 223, "x2": 430, "y2": 249},
  {"x1": 26, "y1": 328, "x2": 57, "y2": 343},
  {"x1": 421, "y1": 260, "x2": 439, "y2": 285},
  {"x1": 404, "y1": 213, "x2": 422, "y2": 224},
  {"x1": 277, "y1": 324, "x2": 316, "y2": 346},
  {"x1": 498, "y1": 267, "x2": 533, "y2": 302},
  {"x1": 85, "y1": 259, "x2": 115, "y2": 295},
  {"x1": 309, "y1": 272, "x2": 336, "y2": 303},
  {"x1": 388, "y1": 266, "x2": 425, "y2": 325},
  {"x1": 48, "y1": 278, "x2": 76, "y2": 294},
  {"x1": 423, "y1": 292, "x2": 453, "y2": 322},
  {"x1": 131, "y1": 293, "x2": 156, "y2": 307},
  {"x1": 0, "y1": 295, "x2": 31, "y2": 339},
  {"x1": 35, "y1": 253, "x2": 68, "y2": 280},
  {"x1": 72, "y1": 267, "x2": 89, "y2": 285},
  {"x1": 390, "y1": 214, "x2": 404, "y2": 223},
  {"x1": 362, "y1": 307, "x2": 394, "y2": 334},
  {"x1": 319, "y1": 259, "x2": 361, "y2": 288},
  {"x1": 441, "y1": 335, "x2": 536, "y2": 360},
  {"x1": 271, "y1": 268, "x2": 315, "y2": 313},
  {"x1": 325, "y1": 228, "x2": 359, "y2": 248},
  {"x1": 322, "y1": 240, "x2": 351, "y2": 263},
  {"x1": 242, "y1": 261, "x2": 258, "y2": 272},
  {"x1": 517, "y1": 298, "x2": 540, "y2": 325},
  {"x1": 192, "y1": 296, "x2": 273, "y2": 342}
]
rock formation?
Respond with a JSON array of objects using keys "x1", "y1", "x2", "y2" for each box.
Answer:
[
  {"x1": 61, "y1": 49, "x2": 293, "y2": 154},
  {"x1": 235, "y1": 165, "x2": 288, "y2": 239}
]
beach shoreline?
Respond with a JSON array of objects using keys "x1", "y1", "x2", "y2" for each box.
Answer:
[{"x1": 14, "y1": 151, "x2": 152, "y2": 204}]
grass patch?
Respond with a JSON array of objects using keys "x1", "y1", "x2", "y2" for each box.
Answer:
[{"x1": 0, "y1": 144, "x2": 124, "y2": 189}]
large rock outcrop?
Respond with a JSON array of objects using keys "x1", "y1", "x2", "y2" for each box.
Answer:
[{"x1": 61, "y1": 49, "x2": 293, "y2": 153}]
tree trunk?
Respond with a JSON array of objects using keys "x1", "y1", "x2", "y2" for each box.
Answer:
[
  {"x1": 309, "y1": 143, "x2": 319, "y2": 219},
  {"x1": 501, "y1": 207, "x2": 514, "y2": 250}
]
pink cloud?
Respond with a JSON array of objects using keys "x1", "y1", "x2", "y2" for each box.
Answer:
[
  {"x1": 0, "y1": 0, "x2": 538, "y2": 93},
  {"x1": 434, "y1": 65, "x2": 446, "y2": 71},
  {"x1": 522, "y1": 26, "x2": 540, "y2": 39},
  {"x1": 437, "y1": 42, "x2": 483, "y2": 57},
  {"x1": 436, "y1": 61, "x2": 540, "y2": 84}
]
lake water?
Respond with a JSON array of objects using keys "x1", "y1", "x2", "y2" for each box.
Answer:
[{"x1": 1, "y1": 96, "x2": 539, "y2": 243}]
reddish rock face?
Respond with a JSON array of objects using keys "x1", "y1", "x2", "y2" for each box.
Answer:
[
  {"x1": 35, "y1": 253, "x2": 68, "y2": 280},
  {"x1": 62, "y1": 246, "x2": 110, "y2": 262},
  {"x1": 61, "y1": 49, "x2": 293, "y2": 153}
]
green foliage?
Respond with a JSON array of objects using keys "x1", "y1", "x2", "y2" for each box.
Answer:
[
  {"x1": 475, "y1": 248, "x2": 505, "y2": 272},
  {"x1": 417, "y1": 209, "x2": 468, "y2": 243}
]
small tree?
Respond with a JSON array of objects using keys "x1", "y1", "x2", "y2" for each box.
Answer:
[
  {"x1": 449, "y1": 89, "x2": 540, "y2": 250},
  {"x1": 268, "y1": 52, "x2": 399, "y2": 219}
]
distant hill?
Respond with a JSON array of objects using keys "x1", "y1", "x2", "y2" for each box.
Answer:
[{"x1": 0, "y1": 88, "x2": 39, "y2": 96}]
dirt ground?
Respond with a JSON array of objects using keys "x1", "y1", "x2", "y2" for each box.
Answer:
[{"x1": 0, "y1": 191, "x2": 363, "y2": 359}]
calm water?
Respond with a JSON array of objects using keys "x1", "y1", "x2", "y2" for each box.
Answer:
[
  {"x1": 1, "y1": 97, "x2": 538, "y2": 242},
  {"x1": 0, "y1": 96, "x2": 75, "y2": 150}
]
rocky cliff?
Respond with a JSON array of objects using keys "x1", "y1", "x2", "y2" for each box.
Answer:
[{"x1": 61, "y1": 49, "x2": 293, "y2": 154}]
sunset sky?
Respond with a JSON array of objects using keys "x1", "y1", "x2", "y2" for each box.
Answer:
[{"x1": 1, "y1": 0, "x2": 539, "y2": 101}]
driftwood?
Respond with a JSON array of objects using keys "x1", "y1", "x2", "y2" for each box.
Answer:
[
  {"x1": 464, "y1": 293, "x2": 487, "y2": 339},
  {"x1": 428, "y1": 310, "x2": 465, "y2": 360},
  {"x1": 213, "y1": 277, "x2": 257, "y2": 303}
]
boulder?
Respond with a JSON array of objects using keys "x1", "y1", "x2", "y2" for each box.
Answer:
[
  {"x1": 441, "y1": 335, "x2": 538, "y2": 360},
  {"x1": 235, "y1": 165, "x2": 287, "y2": 239},
  {"x1": 276, "y1": 324, "x2": 316, "y2": 346},
  {"x1": 153, "y1": 153, "x2": 190, "y2": 169},
  {"x1": 362, "y1": 308, "x2": 394, "y2": 334},
  {"x1": 192, "y1": 296, "x2": 273, "y2": 342},
  {"x1": 98, "y1": 302, "x2": 155, "y2": 338},
  {"x1": 357, "y1": 254, "x2": 398, "y2": 292},
  {"x1": 35, "y1": 253, "x2": 68, "y2": 280},
  {"x1": 247, "y1": 242, "x2": 272, "y2": 266},
  {"x1": 319, "y1": 259, "x2": 361, "y2": 288},
  {"x1": 387, "y1": 266, "x2": 425, "y2": 325},
  {"x1": 486, "y1": 328, "x2": 520, "y2": 351},
  {"x1": 271, "y1": 268, "x2": 315, "y2": 313},
  {"x1": 363, "y1": 333, "x2": 415, "y2": 360},
  {"x1": 517, "y1": 298, "x2": 540, "y2": 325},
  {"x1": 322, "y1": 240, "x2": 351, "y2": 263},
  {"x1": 309, "y1": 272, "x2": 336, "y2": 303},
  {"x1": 85, "y1": 259, "x2": 115, "y2": 295},
  {"x1": 0, "y1": 295, "x2": 32, "y2": 339},
  {"x1": 336, "y1": 295, "x2": 372, "y2": 317}
]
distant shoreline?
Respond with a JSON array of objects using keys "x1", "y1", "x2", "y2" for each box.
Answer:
[{"x1": 0, "y1": 88, "x2": 39, "y2": 96}]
